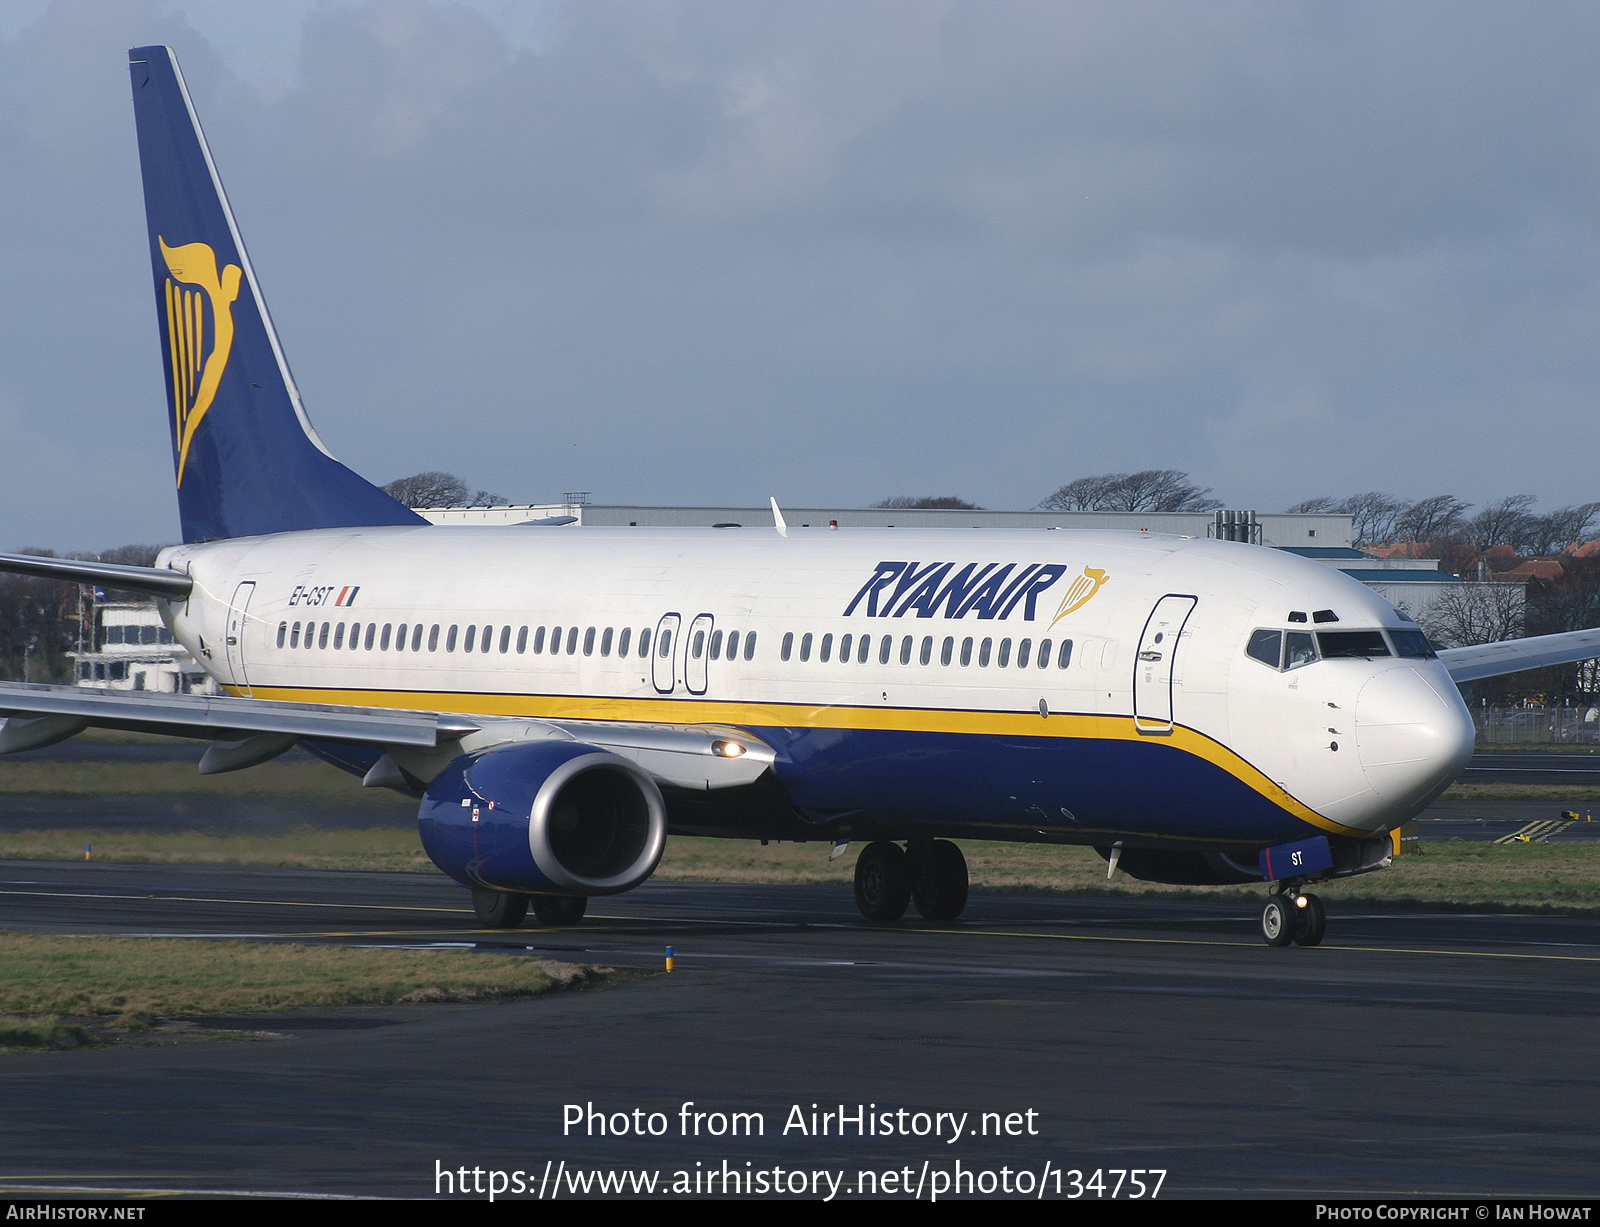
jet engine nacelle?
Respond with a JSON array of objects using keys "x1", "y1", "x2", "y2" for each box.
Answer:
[{"x1": 419, "y1": 741, "x2": 666, "y2": 896}]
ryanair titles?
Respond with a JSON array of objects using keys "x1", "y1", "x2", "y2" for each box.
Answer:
[{"x1": 844, "y1": 561, "x2": 1099, "y2": 621}]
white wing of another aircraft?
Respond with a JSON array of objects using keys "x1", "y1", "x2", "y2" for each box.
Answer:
[{"x1": 1436, "y1": 627, "x2": 1600, "y2": 684}]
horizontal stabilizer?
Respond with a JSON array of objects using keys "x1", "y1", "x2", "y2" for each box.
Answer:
[{"x1": 0, "y1": 552, "x2": 192, "y2": 600}]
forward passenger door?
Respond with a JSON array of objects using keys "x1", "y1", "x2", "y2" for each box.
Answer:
[{"x1": 1133, "y1": 594, "x2": 1197, "y2": 734}]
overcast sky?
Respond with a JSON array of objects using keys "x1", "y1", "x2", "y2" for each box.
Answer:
[{"x1": 3, "y1": 1, "x2": 1600, "y2": 551}]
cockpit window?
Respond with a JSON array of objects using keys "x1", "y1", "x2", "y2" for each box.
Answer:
[
  {"x1": 1389, "y1": 629, "x2": 1437, "y2": 659},
  {"x1": 1285, "y1": 631, "x2": 1317, "y2": 670},
  {"x1": 1316, "y1": 630, "x2": 1391, "y2": 659},
  {"x1": 1246, "y1": 629, "x2": 1282, "y2": 669}
]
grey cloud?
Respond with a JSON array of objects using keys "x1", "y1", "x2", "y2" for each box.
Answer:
[{"x1": 1, "y1": 0, "x2": 1599, "y2": 550}]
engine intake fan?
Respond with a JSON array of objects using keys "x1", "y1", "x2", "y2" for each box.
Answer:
[{"x1": 419, "y1": 740, "x2": 666, "y2": 895}]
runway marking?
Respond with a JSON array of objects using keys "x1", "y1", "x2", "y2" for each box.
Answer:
[
  {"x1": 919, "y1": 924, "x2": 1600, "y2": 963},
  {"x1": 14, "y1": 890, "x2": 1600, "y2": 963}
]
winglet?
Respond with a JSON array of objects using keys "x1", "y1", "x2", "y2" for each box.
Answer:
[{"x1": 770, "y1": 497, "x2": 788, "y2": 539}]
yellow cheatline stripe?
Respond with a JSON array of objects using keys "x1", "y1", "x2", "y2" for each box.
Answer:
[{"x1": 243, "y1": 683, "x2": 1368, "y2": 839}]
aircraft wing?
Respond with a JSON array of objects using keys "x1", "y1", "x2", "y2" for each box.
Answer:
[
  {"x1": 0, "y1": 680, "x2": 773, "y2": 789},
  {"x1": 1437, "y1": 628, "x2": 1600, "y2": 684}
]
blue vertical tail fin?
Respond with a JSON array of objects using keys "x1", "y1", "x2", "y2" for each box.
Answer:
[{"x1": 128, "y1": 45, "x2": 425, "y2": 543}]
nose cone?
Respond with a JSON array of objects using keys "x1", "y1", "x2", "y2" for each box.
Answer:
[{"x1": 1355, "y1": 666, "x2": 1475, "y2": 814}]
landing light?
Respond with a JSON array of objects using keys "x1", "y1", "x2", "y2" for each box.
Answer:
[
  {"x1": 712, "y1": 740, "x2": 745, "y2": 758},
  {"x1": 1294, "y1": 895, "x2": 1309, "y2": 909}
]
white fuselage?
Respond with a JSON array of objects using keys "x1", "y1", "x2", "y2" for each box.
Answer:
[{"x1": 156, "y1": 526, "x2": 1475, "y2": 846}]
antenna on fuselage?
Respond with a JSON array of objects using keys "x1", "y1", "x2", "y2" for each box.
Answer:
[{"x1": 770, "y1": 496, "x2": 788, "y2": 538}]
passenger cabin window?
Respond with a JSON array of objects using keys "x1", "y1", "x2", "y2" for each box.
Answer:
[
  {"x1": 919, "y1": 636, "x2": 933, "y2": 665},
  {"x1": 819, "y1": 634, "x2": 832, "y2": 663},
  {"x1": 333, "y1": 624, "x2": 345, "y2": 649},
  {"x1": 638, "y1": 628, "x2": 651, "y2": 658},
  {"x1": 446, "y1": 625, "x2": 458, "y2": 652},
  {"x1": 618, "y1": 627, "x2": 632, "y2": 657},
  {"x1": 290, "y1": 622, "x2": 301, "y2": 648},
  {"x1": 1246, "y1": 629, "x2": 1282, "y2": 669},
  {"x1": 318, "y1": 622, "x2": 330, "y2": 649},
  {"x1": 744, "y1": 632, "x2": 756, "y2": 661},
  {"x1": 900, "y1": 636, "x2": 913, "y2": 665},
  {"x1": 482, "y1": 625, "x2": 493, "y2": 654},
  {"x1": 584, "y1": 627, "x2": 596, "y2": 656},
  {"x1": 533, "y1": 626, "x2": 546, "y2": 653},
  {"x1": 693, "y1": 629, "x2": 706, "y2": 660},
  {"x1": 940, "y1": 637, "x2": 954, "y2": 666},
  {"x1": 429, "y1": 625, "x2": 440, "y2": 651},
  {"x1": 710, "y1": 630, "x2": 723, "y2": 660},
  {"x1": 602, "y1": 627, "x2": 614, "y2": 657},
  {"x1": 998, "y1": 638, "x2": 1011, "y2": 668},
  {"x1": 464, "y1": 626, "x2": 476, "y2": 653},
  {"x1": 397, "y1": 623, "x2": 409, "y2": 651},
  {"x1": 857, "y1": 634, "x2": 870, "y2": 663},
  {"x1": 1317, "y1": 630, "x2": 1390, "y2": 659},
  {"x1": 277, "y1": 622, "x2": 287, "y2": 648},
  {"x1": 1037, "y1": 638, "x2": 1052, "y2": 668},
  {"x1": 517, "y1": 626, "x2": 528, "y2": 653},
  {"x1": 365, "y1": 624, "x2": 376, "y2": 650},
  {"x1": 1057, "y1": 639, "x2": 1073, "y2": 668},
  {"x1": 1016, "y1": 638, "x2": 1031, "y2": 668},
  {"x1": 800, "y1": 633, "x2": 813, "y2": 662},
  {"x1": 566, "y1": 627, "x2": 579, "y2": 654}
]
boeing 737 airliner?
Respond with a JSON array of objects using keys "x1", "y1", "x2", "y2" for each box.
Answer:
[{"x1": 0, "y1": 46, "x2": 1594, "y2": 946}]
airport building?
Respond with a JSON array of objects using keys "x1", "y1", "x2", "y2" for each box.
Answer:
[{"x1": 70, "y1": 600, "x2": 218, "y2": 694}]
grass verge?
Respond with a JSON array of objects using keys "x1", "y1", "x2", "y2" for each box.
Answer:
[
  {"x1": 0, "y1": 933, "x2": 614, "y2": 1049},
  {"x1": 662, "y1": 838, "x2": 1600, "y2": 912},
  {"x1": 0, "y1": 759, "x2": 404, "y2": 804},
  {"x1": 7, "y1": 829, "x2": 1600, "y2": 914},
  {"x1": 0, "y1": 826, "x2": 434, "y2": 872}
]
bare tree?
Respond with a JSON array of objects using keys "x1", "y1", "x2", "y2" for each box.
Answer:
[
  {"x1": 1285, "y1": 496, "x2": 1342, "y2": 514},
  {"x1": 871, "y1": 496, "x2": 981, "y2": 509},
  {"x1": 0, "y1": 549, "x2": 78, "y2": 683},
  {"x1": 383, "y1": 472, "x2": 508, "y2": 508},
  {"x1": 1393, "y1": 495, "x2": 1473, "y2": 546},
  {"x1": 1415, "y1": 583, "x2": 1526, "y2": 649},
  {"x1": 1038, "y1": 470, "x2": 1221, "y2": 513},
  {"x1": 1287, "y1": 492, "x2": 1432, "y2": 547},
  {"x1": 1467, "y1": 496, "x2": 1537, "y2": 550},
  {"x1": 1523, "y1": 502, "x2": 1600, "y2": 557}
]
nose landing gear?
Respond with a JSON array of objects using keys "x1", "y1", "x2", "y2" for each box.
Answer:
[{"x1": 1260, "y1": 888, "x2": 1326, "y2": 947}]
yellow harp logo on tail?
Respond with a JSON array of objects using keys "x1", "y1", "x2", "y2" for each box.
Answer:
[
  {"x1": 1048, "y1": 566, "x2": 1110, "y2": 628},
  {"x1": 160, "y1": 238, "x2": 242, "y2": 486}
]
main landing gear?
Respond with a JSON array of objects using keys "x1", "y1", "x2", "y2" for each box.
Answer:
[
  {"x1": 853, "y1": 839, "x2": 969, "y2": 922},
  {"x1": 1260, "y1": 888, "x2": 1325, "y2": 948},
  {"x1": 471, "y1": 889, "x2": 587, "y2": 929}
]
